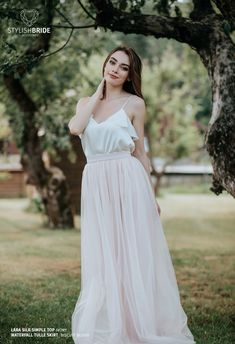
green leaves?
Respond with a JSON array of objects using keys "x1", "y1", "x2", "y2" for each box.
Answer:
[
  {"x1": 142, "y1": 43, "x2": 211, "y2": 162},
  {"x1": 222, "y1": 20, "x2": 232, "y2": 35}
]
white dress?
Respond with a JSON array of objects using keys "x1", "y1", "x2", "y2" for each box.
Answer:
[{"x1": 71, "y1": 96, "x2": 196, "y2": 344}]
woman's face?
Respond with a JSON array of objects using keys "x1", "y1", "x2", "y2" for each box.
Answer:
[{"x1": 103, "y1": 50, "x2": 130, "y2": 87}]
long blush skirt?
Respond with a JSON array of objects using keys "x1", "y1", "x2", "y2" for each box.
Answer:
[{"x1": 71, "y1": 151, "x2": 196, "y2": 344}]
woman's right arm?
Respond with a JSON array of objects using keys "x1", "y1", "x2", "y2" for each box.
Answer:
[{"x1": 68, "y1": 78, "x2": 105, "y2": 136}]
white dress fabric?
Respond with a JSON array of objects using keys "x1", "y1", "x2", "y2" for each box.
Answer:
[{"x1": 71, "y1": 96, "x2": 196, "y2": 344}]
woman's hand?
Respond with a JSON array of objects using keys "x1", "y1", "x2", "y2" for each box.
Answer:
[{"x1": 92, "y1": 77, "x2": 106, "y2": 100}]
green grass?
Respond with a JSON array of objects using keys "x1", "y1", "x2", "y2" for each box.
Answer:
[{"x1": 0, "y1": 194, "x2": 234, "y2": 344}]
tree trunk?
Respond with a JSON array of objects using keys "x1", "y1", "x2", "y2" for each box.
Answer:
[
  {"x1": 144, "y1": 124, "x2": 167, "y2": 196},
  {"x1": 3, "y1": 74, "x2": 74, "y2": 229},
  {"x1": 2, "y1": 2, "x2": 75, "y2": 227},
  {"x1": 151, "y1": 169, "x2": 166, "y2": 197},
  {"x1": 198, "y1": 26, "x2": 235, "y2": 196},
  {"x1": 20, "y1": 153, "x2": 74, "y2": 229}
]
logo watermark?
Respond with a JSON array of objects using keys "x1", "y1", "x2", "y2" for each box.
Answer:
[
  {"x1": 20, "y1": 9, "x2": 39, "y2": 27},
  {"x1": 8, "y1": 9, "x2": 51, "y2": 35}
]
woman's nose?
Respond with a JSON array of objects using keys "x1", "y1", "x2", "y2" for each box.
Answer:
[{"x1": 112, "y1": 65, "x2": 119, "y2": 73}]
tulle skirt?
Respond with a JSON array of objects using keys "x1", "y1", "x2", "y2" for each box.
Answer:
[{"x1": 71, "y1": 151, "x2": 196, "y2": 344}]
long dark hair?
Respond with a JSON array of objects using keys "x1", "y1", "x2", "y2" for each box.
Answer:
[{"x1": 101, "y1": 45, "x2": 143, "y2": 99}]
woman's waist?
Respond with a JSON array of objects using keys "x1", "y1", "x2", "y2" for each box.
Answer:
[{"x1": 86, "y1": 150, "x2": 132, "y2": 163}]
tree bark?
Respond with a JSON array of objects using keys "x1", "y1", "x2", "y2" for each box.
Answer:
[
  {"x1": 144, "y1": 123, "x2": 169, "y2": 196},
  {"x1": 3, "y1": 1, "x2": 75, "y2": 227},
  {"x1": 199, "y1": 23, "x2": 235, "y2": 196},
  {"x1": 90, "y1": 0, "x2": 235, "y2": 197},
  {"x1": 211, "y1": 0, "x2": 235, "y2": 28},
  {"x1": 3, "y1": 73, "x2": 74, "y2": 229}
]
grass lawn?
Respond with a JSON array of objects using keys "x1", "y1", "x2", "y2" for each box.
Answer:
[{"x1": 0, "y1": 193, "x2": 234, "y2": 344}]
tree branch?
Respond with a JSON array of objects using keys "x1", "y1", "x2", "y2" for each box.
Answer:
[
  {"x1": 14, "y1": 2, "x2": 54, "y2": 77},
  {"x1": 76, "y1": 0, "x2": 96, "y2": 21},
  {"x1": 43, "y1": 28, "x2": 74, "y2": 57},
  {"x1": 89, "y1": 0, "x2": 212, "y2": 49},
  {"x1": 211, "y1": 0, "x2": 235, "y2": 27},
  {"x1": 51, "y1": 23, "x2": 95, "y2": 29},
  {"x1": 55, "y1": 7, "x2": 75, "y2": 27},
  {"x1": 190, "y1": 0, "x2": 215, "y2": 20}
]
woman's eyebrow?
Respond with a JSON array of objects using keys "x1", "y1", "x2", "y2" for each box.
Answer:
[{"x1": 110, "y1": 57, "x2": 130, "y2": 67}]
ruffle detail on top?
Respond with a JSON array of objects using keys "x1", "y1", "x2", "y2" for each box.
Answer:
[{"x1": 111, "y1": 109, "x2": 139, "y2": 141}]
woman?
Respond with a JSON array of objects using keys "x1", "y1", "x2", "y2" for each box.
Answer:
[{"x1": 68, "y1": 45, "x2": 196, "y2": 344}]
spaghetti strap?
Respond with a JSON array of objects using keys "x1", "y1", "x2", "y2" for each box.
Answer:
[{"x1": 121, "y1": 95, "x2": 132, "y2": 109}]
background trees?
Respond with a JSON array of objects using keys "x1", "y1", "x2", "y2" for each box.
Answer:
[
  {"x1": 0, "y1": 0, "x2": 105, "y2": 228},
  {"x1": 0, "y1": 0, "x2": 233, "y2": 228},
  {"x1": 87, "y1": 0, "x2": 235, "y2": 197},
  {"x1": 142, "y1": 44, "x2": 210, "y2": 194}
]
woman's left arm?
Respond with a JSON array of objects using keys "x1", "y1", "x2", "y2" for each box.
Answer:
[{"x1": 131, "y1": 97, "x2": 161, "y2": 216}]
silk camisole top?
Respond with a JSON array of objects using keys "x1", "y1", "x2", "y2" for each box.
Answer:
[{"x1": 78, "y1": 96, "x2": 139, "y2": 157}]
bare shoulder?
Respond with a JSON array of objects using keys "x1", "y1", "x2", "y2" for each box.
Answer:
[
  {"x1": 129, "y1": 95, "x2": 146, "y2": 119},
  {"x1": 76, "y1": 96, "x2": 90, "y2": 107}
]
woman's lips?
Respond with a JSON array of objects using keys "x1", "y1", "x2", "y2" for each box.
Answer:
[{"x1": 109, "y1": 74, "x2": 118, "y2": 79}]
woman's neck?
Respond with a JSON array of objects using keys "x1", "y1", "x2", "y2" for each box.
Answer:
[{"x1": 105, "y1": 82, "x2": 125, "y2": 100}]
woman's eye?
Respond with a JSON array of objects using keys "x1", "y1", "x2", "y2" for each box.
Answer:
[
  {"x1": 122, "y1": 67, "x2": 129, "y2": 71},
  {"x1": 109, "y1": 60, "x2": 115, "y2": 65}
]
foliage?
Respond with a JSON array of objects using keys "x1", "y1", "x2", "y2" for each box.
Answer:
[
  {"x1": 0, "y1": 0, "x2": 54, "y2": 75},
  {"x1": 25, "y1": 195, "x2": 44, "y2": 214},
  {"x1": 0, "y1": 0, "x2": 211, "y2": 164},
  {"x1": 143, "y1": 44, "x2": 211, "y2": 162},
  {"x1": 0, "y1": 0, "x2": 107, "y2": 156},
  {"x1": 0, "y1": 103, "x2": 11, "y2": 140}
]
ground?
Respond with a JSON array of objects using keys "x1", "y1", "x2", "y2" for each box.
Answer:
[{"x1": 0, "y1": 192, "x2": 234, "y2": 344}]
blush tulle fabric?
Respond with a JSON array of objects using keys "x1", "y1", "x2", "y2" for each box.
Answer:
[{"x1": 71, "y1": 151, "x2": 196, "y2": 344}]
